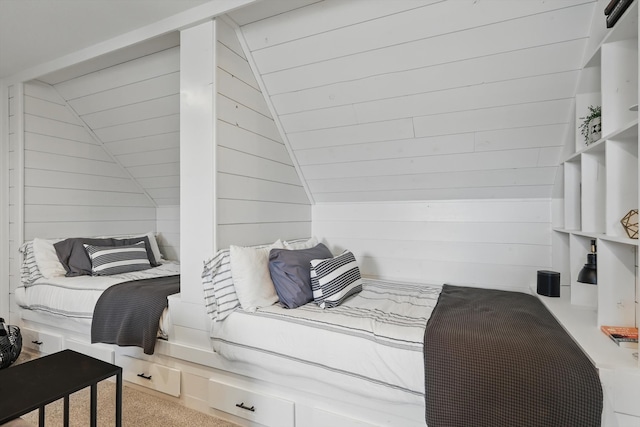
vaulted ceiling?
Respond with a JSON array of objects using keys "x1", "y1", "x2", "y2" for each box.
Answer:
[
  {"x1": 2, "y1": 0, "x2": 598, "y2": 205},
  {"x1": 227, "y1": 0, "x2": 596, "y2": 203}
]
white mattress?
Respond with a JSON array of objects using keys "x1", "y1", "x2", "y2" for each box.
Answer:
[
  {"x1": 15, "y1": 261, "x2": 180, "y2": 335},
  {"x1": 211, "y1": 278, "x2": 442, "y2": 405}
]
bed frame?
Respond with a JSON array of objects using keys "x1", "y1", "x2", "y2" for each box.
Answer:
[{"x1": 13, "y1": 307, "x2": 426, "y2": 427}]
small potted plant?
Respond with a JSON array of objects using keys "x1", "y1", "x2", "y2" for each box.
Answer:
[{"x1": 579, "y1": 105, "x2": 602, "y2": 145}]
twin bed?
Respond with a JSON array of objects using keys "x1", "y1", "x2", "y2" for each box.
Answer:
[
  {"x1": 14, "y1": 233, "x2": 179, "y2": 354},
  {"x1": 15, "y1": 235, "x2": 603, "y2": 426}
]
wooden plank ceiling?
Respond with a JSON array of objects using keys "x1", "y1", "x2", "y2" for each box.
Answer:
[{"x1": 228, "y1": 0, "x2": 596, "y2": 203}]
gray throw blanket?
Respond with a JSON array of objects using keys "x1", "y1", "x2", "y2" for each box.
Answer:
[
  {"x1": 424, "y1": 284, "x2": 602, "y2": 427},
  {"x1": 91, "y1": 275, "x2": 180, "y2": 354}
]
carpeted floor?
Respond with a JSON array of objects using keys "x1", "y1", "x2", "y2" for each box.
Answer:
[
  {"x1": 20, "y1": 381, "x2": 239, "y2": 427},
  {"x1": 12, "y1": 349, "x2": 238, "y2": 427}
]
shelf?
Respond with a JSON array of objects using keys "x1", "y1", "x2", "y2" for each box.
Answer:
[
  {"x1": 583, "y1": 0, "x2": 638, "y2": 68},
  {"x1": 532, "y1": 284, "x2": 638, "y2": 370},
  {"x1": 565, "y1": 120, "x2": 638, "y2": 163},
  {"x1": 553, "y1": 228, "x2": 639, "y2": 246}
]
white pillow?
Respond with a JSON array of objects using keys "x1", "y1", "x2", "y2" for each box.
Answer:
[
  {"x1": 32, "y1": 238, "x2": 66, "y2": 279},
  {"x1": 97, "y1": 231, "x2": 163, "y2": 261},
  {"x1": 141, "y1": 231, "x2": 163, "y2": 261},
  {"x1": 284, "y1": 236, "x2": 318, "y2": 250},
  {"x1": 230, "y1": 240, "x2": 284, "y2": 312}
]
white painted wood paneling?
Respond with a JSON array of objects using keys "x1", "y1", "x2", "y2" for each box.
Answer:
[
  {"x1": 313, "y1": 200, "x2": 552, "y2": 292},
  {"x1": 216, "y1": 18, "x2": 310, "y2": 249},
  {"x1": 20, "y1": 81, "x2": 155, "y2": 242},
  {"x1": 237, "y1": 0, "x2": 592, "y2": 203},
  {"x1": 157, "y1": 205, "x2": 180, "y2": 261},
  {"x1": 52, "y1": 46, "x2": 180, "y2": 207}
]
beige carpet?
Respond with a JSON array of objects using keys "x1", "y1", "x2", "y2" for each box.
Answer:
[{"x1": 20, "y1": 380, "x2": 239, "y2": 427}]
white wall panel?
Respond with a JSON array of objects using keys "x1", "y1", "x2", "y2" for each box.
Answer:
[
  {"x1": 251, "y1": 0, "x2": 587, "y2": 74},
  {"x1": 313, "y1": 199, "x2": 552, "y2": 292},
  {"x1": 312, "y1": 186, "x2": 554, "y2": 203},
  {"x1": 414, "y1": 100, "x2": 573, "y2": 138},
  {"x1": 215, "y1": 18, "x2": 310, "y2": 250},
  {"x1": 271, "y1": 40, "x2": 585, "y2": 115},
  {"x1": 157, "y1": 205, "x2": 180, "y2": 261},
  {"x1": 53, "y1": 46, "x2": 181, "y2": 208},
  {"x1": 295, "y1": 133, "x2": 475, "y2": 166},
  {"x1": 260, "y1": 4, "x2": 591, "y2": 95},
  {"x1": 238, "y1": 1, "x2": 590, "y2": 204},
  {"x1": 19, "y1": 81, "x2": 156, "y2": 248},
  {"x1": 69, "y1": 72, "x2": 179, "y2": 115},
  {"x1": 25, "y1": 133, "x2": 112, "y2": 161},
  {"x1": 217, "y1": 173, "x2": 309, "y2": 204},
  {"x1": 54, "y1": 47, "x2": 180, "y2": 101},
  {"x1": 83, "y1": 94, "x2": 179, "y2": 130}
]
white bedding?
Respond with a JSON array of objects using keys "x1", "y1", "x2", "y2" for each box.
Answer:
[
  {"x1": 211, "y1": 278, "x2": 442, "y2": 405},
  {"x1": 15, "y1": 261, "x2": 180, "y2": 335}
]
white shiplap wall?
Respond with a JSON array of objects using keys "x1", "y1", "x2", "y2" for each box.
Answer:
[
  {"x1": 48, "y1": 44, "x2": 181, "y2": 207},
  {"x1": 314, "y1": 199, "x2": 551, "y2": 293},
  {"x1": 224, "y1": 0, "x2": 594, "y2": 291},
  {"x1": 216, "y1": 18, "x2": 310, "y2": 248},
  {"x1": 21, "y1": 81, "x2": 157, "y2": 240},
  {"x1": 7, "y1": 80, "x2": 157, "y2": 301},
  {"x1": 231, "y1": 0, "x2": 593, "y2": 202}
]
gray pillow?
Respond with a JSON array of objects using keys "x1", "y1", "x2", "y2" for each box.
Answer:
[
  {"x1": 268, "y1": 243, "x2": 333, "y2": 309},
  {"x1": 54, "y1": 236, "x2": 159, "y2": 277}
]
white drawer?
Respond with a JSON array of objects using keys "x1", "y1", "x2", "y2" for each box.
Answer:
[
  {"x1": 118, "y1": 355, "x2": 181, "y2": 397},
  {"x1": 65, "y1": 338, "x2": 114, "y2": 364},
  {"x1": 298, "y1": 406, "x2": 379, "y2": 427},
  {"x1": 208, "y1": 379, "x2": 294, "y2": 427},
  {"x1": 614, "y1": 369, "x2": 640, "y2": 417},
  {"x1": 615, "y1": 412, "x2": 640, "y2": 427},
  {"x1": 20, "y1": 327, "x2": 62, "y2": 354}
]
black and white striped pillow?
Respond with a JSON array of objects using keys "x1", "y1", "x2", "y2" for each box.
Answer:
[
  {"x1": 84, "y1": 242, "x2": 151, "y2": 276},
  {"x1": 310, "y1": 250, "x2": 363, "y2": 309}
]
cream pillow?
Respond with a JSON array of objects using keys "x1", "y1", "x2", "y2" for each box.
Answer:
[
  {"x1": 230, "y1": 240, "x2": 284, "y2": 312},
  {"x1": 32, "y1": 238, "x2": 66, "y2": 279},
  {"x1": 284, "y1": 236, "x2": 318, "y2": 250}
]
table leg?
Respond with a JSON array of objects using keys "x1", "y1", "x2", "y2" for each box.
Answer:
[
  {"x1": 63, "y1": 395, "x2": 69, "y2": 427},
  {"x1": 116, "y1": 371, "x2": 122, "y2": 427},
  {"x1": 38, "y1": 406, "x2": 44, "y2": 427},
  {"x1": 90, "y1": 383, "x2": 97, "y2": 427}
]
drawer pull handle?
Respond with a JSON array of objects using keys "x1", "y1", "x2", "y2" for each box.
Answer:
[
  {"x1": 235, "y1": 402, "x2": 255, "y2": 412},
  {"x1": 137, "y1": 373, "x2": 152, "y2": 380},
  {"x1": 31, "y1": 340, "x2": 43, "y2": 345}
]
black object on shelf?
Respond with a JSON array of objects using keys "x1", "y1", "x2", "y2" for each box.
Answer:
[
  {"x1": 606, "y1": 0, "x2": 634, "y2": 28},
  {"x1": 605, "y1": 0, "x2": 619, "y2": 15},
  {"x1": 537, "y1": 270, "x2": 560, "y2": 297},
  {"x1": 577, "y1": 240, "x2": 597, "y2": 285}
]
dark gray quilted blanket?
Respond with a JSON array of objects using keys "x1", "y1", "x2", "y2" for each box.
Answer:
[
  {"x1": 91, "y1": 275, "x2": 180, "y2": 354},
  {"x1": 424, "y1": 284, "x2": 602, "y2": 427}
]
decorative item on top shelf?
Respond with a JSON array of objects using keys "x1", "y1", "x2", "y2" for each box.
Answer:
[
  {"x1": 579, "y1": 105, "x2": 602, "y2": 145},
  {"x1": 605, "y1": 0, "x2": 634, "y2": 28},
  {"x1": 621, "y1": 209, "x2": 639, "y2": 239},
  {"x1": 577, "y1": 240, "x2": 597, "y2": 285}
]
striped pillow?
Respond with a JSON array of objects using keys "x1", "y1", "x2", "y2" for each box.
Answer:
[
  {"x1": 310, "y1": 250, "x2": 363, "y2": 309},
  {"x1": 84, "y1": 242, "x2": 151, "y2": 276},
  {"x1": 19, "y1": 241, "x2": 44, "y2": 285},
  {"x1": 202, "y1": 249, "x2": 239, "y2": 321}
]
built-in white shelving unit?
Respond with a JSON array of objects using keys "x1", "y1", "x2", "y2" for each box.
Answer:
[{"x1": 548, "y1": 0, "x2": 639, "y2": 374}]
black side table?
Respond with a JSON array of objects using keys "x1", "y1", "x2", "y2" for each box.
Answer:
[{"x1": 0, "y1": 349, "x2": 122, "y2": 427}]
